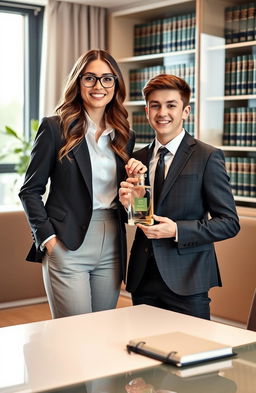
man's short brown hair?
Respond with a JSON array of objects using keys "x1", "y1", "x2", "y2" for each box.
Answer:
[{"x1": 143, "y1": 74, "x2": 191, "y2": 108}]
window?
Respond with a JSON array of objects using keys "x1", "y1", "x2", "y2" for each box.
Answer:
[{"x1": 0, "y1": 2, "x2": 43, "y2": 206}]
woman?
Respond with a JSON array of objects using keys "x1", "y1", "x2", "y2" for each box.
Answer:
[{"x1": 19, "y1": 49, "x2": 144, "y2": 318}]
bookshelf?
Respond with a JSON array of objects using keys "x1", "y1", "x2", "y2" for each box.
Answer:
[
  {"x1": 200, "y1": 0, "x2": 256, "y2": 206},
  {"x1": 109, "y1": 0, "x2": 198, "y2": 140},
  {"x1": 109, "y1": 0, "x2": 256, "y2": 207}
]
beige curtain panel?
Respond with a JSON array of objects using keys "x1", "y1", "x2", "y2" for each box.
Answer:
[{"x1": 40, "y1": 0, "x2": 107, "y2": 117}]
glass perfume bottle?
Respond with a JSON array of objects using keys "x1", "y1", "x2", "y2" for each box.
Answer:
[{"x1": 127, "y1": 173, "x2": 154, "y2": 226}]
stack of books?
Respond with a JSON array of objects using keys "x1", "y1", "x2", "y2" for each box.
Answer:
[
  {"x1": 225, "y1": 2, "x2": 256, "y2": 44},
  {"x1": 133, "y1": 12, "x2": 196, "y2": 56},
  {"x1": 134, "y1": 20, "x2": 163, "y2": 55},
  {"x1": 129, "y1": 63, "x2": 195, "y2": 101},
  {"x1": 225, "y1": 156, "x2": 256, "y2": 197},
  {"x1": 129, "y1": 66, "x2": 164, "y2": 101},
  {"x1": 223, "y1": 107, "x2": 256, "y2": 146},
  {"x1": 225, "y1": 55, "x2": 256, "y2": 96},
  {"x1": 184, "y1": 104, "x2": 195, "y2": 136},
  {"x1": 132, "y1": 112, "x2": 155, "y2": 143},
  {"x1": 165, "y1": 62, "x2": 195, "y2": 97},
  {"x1": 162, "y1": 13, "x2": 196, "y2": 53}
]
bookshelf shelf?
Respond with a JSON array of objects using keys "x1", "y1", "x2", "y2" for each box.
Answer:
[
  {"x1": 118, "y1": 49, "x2": 196, "y2": 64},
  {"x1": 125, "y1": 98, "x2": 196, "y2": 106},
  {"x1": 218, "y1": 146, "x2": 256, "y2": 152},
  {"x1": 207, "y1": 95, "x2": 256, "y2": 101},
  {"x1": 207, "y1": 40, "x2": 256, "y2": 51},
  {"x1": 234, "y1": 196, "x2": 256, "y2": 203},
  {"x1": 125, "y1": 101, "x2": 145, "y2": 106}
]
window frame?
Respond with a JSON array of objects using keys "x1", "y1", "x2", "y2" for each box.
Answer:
[{"x1": 0, "y1": 2, "x2": 44, "y2": 174}]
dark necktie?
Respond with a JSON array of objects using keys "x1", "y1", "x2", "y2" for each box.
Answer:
[{"x1": 154, "y1": 147, "x2": 169, "y2": 207}]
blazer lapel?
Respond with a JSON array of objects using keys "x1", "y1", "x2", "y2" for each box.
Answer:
[
  {"x1": 146, "y1": 141, "x2": 155, "y2": 166},
  {"x1": 142, "y1": 141, "x2": 155, "y2": 185},
  {"x1": 115, "y1": 153, "x2": 125, "y2": 188},
  {"x1": 158, "y1": 133, "x2": 196, "y2": 205},
  {"x1": 72, "y1": 138, "x2": 93, "y2": 200}
]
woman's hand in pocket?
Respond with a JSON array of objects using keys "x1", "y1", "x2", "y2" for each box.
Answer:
[{"x1": 45, "y1": 237, "x2": 58, "y2": 256}]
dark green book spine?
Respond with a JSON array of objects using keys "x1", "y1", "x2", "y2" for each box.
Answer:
[
  {"x1": 247, "y1": 2, "x2": 255, "y2": 41},
  {"x1": 225, "y1": 6, "x2": 234, "y2": 44},
  {"x1": 250, "y1": 158, "x2": 256, "y2": 197}
]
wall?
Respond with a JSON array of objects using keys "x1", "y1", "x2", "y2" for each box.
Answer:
[
  {"x1": 0, "y1": 210, "x2": 46, "y2": 305},
  {"x1": 210, "y1": 207, "x2": 256, "y2": 325}
]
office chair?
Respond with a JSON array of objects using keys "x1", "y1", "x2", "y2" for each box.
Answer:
[{"x1": 247, "y1": 289, "x2": 256, "y2": 331}]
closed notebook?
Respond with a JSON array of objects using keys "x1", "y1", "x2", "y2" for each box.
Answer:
[
  {"x1": 127, "y1": 331, "x2": 235, "y2": 367},
  {"x1": 170, "y1": 358, "x2": 233, "y2": 377}
]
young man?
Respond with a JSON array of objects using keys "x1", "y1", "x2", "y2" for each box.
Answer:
[{"x1": 119, "y1": 74, "x2": 240, "y2": 320}]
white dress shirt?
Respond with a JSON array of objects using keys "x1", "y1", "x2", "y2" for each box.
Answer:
[
  {"x1": 149, "y1": 129, "x2": 186, "y2": 240},
  {"x1": 85, "y1": 114, "x2": 117, "y2": 210},
  {"x1": 149, "y1": 129, "x2": 185, "y2": 187}
]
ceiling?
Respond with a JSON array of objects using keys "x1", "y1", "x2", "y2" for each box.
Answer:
[
  {"x1": 9, "y1": 0, "x2": 158, "y2": 11},
  {"x1": 82, "y1": 0, "x2": 140, "y2": 7}
]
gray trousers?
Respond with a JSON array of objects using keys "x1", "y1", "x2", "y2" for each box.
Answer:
[{"x1": 42, "y1": 209, "x2": 121, "y2": 318}]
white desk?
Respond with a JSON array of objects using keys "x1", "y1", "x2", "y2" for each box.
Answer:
[{"x1": 0, "y1": 305, "x2": 255, "y2": 393}]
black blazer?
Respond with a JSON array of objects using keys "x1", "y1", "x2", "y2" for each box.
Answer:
[
  {"x1": 126, "y1": 132, "x2": 240, "y2": 295},
  {"x1": 19, "y1": 116, "x2": 135, "y2": 281}
]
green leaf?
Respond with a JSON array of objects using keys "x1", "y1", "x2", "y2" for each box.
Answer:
[
  {"x1": 5, "y1": 126, "x2": 22, "y2": 141},
  {"x1": 31, "y1": 119, "x2": 39, "y2": 132},
  {"x1": 14, "y1": 148, "x2": 23, "y2": 154}
]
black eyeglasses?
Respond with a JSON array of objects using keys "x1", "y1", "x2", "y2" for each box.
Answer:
[{"x1": 79, "y1": 73, "x2": 117, "y2": 88}]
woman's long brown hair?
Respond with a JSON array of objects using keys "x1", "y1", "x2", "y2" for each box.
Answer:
[{"x1": 56, "y1": 49, "x2": 130, "y2": 162}]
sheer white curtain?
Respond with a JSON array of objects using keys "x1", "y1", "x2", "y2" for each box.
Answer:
[{"x1": 40, "y1": 0, "x2": 107, "y2": 117}]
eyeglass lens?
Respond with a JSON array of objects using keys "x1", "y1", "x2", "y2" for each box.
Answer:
[{"x1": 81, "y1": 74, "x2": 116, "y2": 88}]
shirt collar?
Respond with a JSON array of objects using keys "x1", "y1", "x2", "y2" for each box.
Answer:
[
  {"x1": 153, "y1": 129, "x2": 185, "y2": 157},
  {"x1": 85, "y1": 111, "x2": 115, "y2": 139}
]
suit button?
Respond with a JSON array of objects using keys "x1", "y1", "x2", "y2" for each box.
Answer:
[{"x1": 144, "y1": 248, "x2": 148, "y2": 253}]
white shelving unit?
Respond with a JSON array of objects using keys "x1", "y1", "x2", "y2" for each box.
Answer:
[
  {"x1": 199, "y1": 0, "x2": 256, "y2": 207},
  {"x1": 109, "y1": 0, "x2": 256, "y2": 207}
]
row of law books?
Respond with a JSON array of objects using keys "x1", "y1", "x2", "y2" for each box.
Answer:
[
  {"x1": 225, "y1": 2, "x2": 256, "y2": 44},
  {"x1": 134, "y1": 12, "x2": 196, "y2": 56},
  {"x1": 129, "y1": 63, "x2": 195, "y2": 101},
  {"x1": 225, "y1": 157, "x2": 256, "y2": 197},
  {"x1": 225, "y1": 54, "x2": 256, "y2": 96},
  {"x1": 133, "y1": 111, "x2": 154, "y2": 143},
  {"x1": 133, "y1": 107, "x2": 195, "y2": 144},
  {"x1": 184, "y1": 109, "x2": 195, "y2": 137},
  {"x1": 223, "y1": 107, "x2": 256, "y2": 147}
]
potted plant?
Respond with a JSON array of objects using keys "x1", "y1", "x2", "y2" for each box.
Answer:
[{"x1": 0, "y1": 120, "x2": 38, "y2": 205}]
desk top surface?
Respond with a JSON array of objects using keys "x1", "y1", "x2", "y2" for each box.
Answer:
[{"x1": 0, "y1": 305, "x2": 255, "y2": 393}]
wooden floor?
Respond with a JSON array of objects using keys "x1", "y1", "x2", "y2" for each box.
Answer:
[{"x1": 0, "y1": 296, "x2": 132, "y2": 328}]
